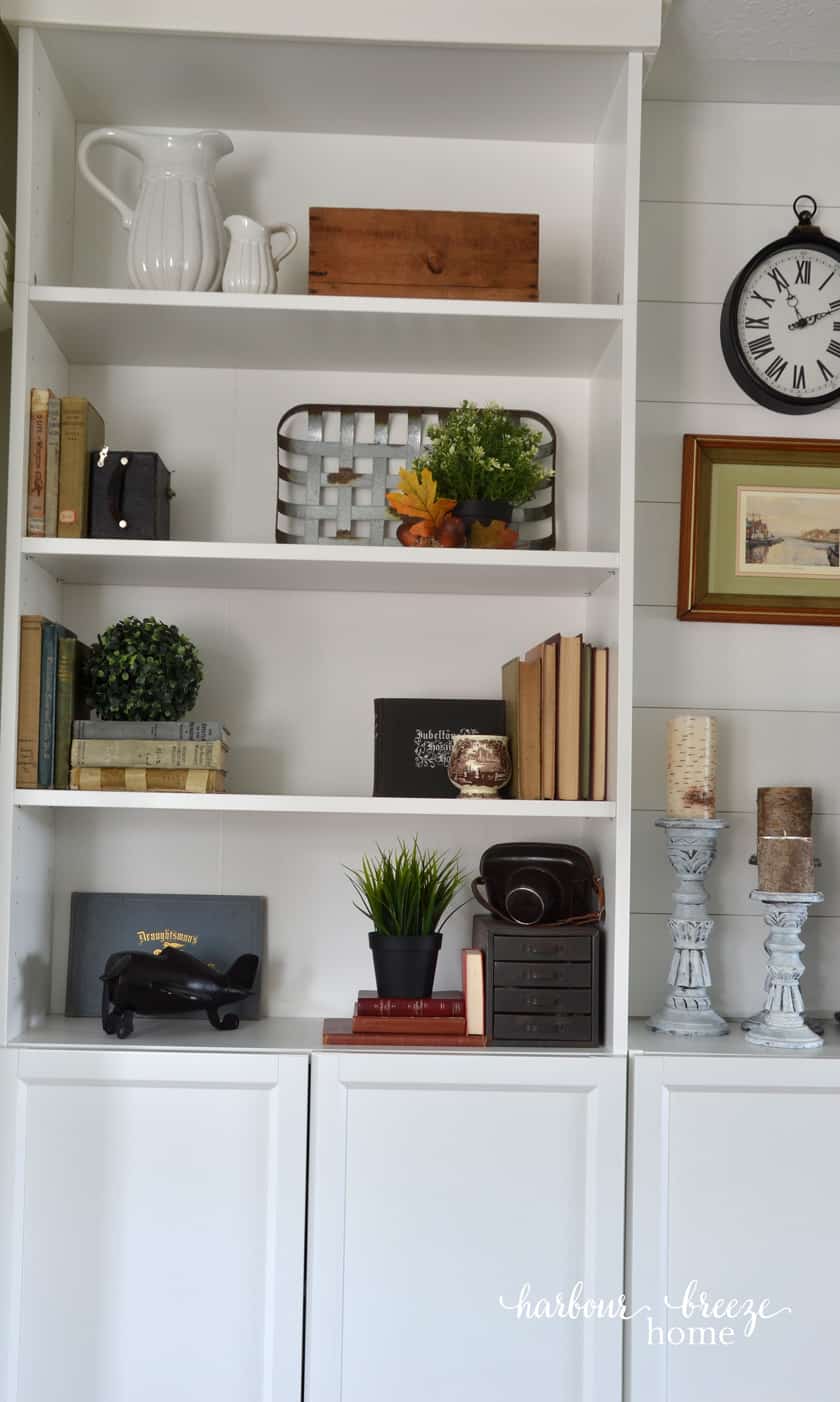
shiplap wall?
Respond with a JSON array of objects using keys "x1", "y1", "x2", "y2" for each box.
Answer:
[{"x1": 633, "y1": 99, "x2": 840, "y2": 1018}]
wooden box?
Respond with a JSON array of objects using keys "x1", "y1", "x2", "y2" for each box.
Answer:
[{"x1": 308, "y1": 208, "x2": 539, "y2": 301}]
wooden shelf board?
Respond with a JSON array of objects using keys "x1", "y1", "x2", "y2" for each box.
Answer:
[
  {"x1": 29, "y1": 287, "x2": 623, "y2": 377},
  {"x1": 23, "y1": 538, "x2": 619, "y2": 596},
  {"x1": 14, "y1": 791, "x2": 616, "y2": 817},
  {"x1": 12, "y1": 1015, "x2": 618, "y2": 1056}
]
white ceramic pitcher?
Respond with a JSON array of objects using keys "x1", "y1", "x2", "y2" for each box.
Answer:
[
  {"x1": 77, "y1": 128, "x2": 234, "y2": 291},
  {"x1": 222, "y1": 215, "x2": 298, "y2": 294}
]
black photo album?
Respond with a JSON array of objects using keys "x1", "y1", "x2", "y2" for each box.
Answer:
[{"x1": 373, "y1": 698, "x2": 506, "y2": 799}]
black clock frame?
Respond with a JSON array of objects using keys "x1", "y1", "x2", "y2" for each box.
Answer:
[{"x1": 720, "y1": 198, "x2": 840, "y2": 415}]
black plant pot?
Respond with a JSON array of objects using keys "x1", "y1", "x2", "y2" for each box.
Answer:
[
  {"x1": 368, "y1": 932, "x2": 442, "y2": 998},
  {"x1": 453, "y1": 498, "x2": 514, "y2": 530}
]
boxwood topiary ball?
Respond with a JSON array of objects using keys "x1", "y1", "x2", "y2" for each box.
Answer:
[{"x1": 86, "y1": 616, "x2": 204, "y2": 722}]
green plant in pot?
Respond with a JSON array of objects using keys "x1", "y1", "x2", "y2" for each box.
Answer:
[
  {"x1": 86, "y1": 616, "x2": 204, "y2": 720},
  {"x1": 347, "y1": 839, "x2": 465, "y2": 998},
  {"x1": 413, "y1": 400, "x2": 550, "y2": 544}
]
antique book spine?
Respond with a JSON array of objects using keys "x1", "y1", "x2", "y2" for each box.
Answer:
[
  {"x1": 462, "y1": 947, "x2": 486, "y2": 1037},
  {"x1": 590, "y1": 648, "x2": 609, "y2": 803},
  {"x1": 579, "y1": 643, "x2": 593, "y2": 802},
  {"x1": 322, "y1": 1018, "x2": 486, "y2": 1047},
  {"x1": 54, "y1": 638, "x2": 90, "y2": 790},
  {"x1": 16, "y1": 616, "x2": 46, "y2": 787},
  {"x1": 58, "y1": 397, "x2": 104, "y2": 538},
  {"x1": 501, "y1": 657, "x2": 521, "y2": 799},
  {"x1": 355, "y1": 992, "x2": 465, "y2": 1017},
  {"x1": 70, "y1": 738, "x2": 228, "y2": 769},
  {"x1": 518, "y1": 655, "x2": 542, "y2": 802},
  {"x1": 44, "y1": 394, "x2": 62, "y2": 536},
  {"x1": 526, "y1": 639, "x2": 557, "y2": 800},
  {"x1": 73, "y1": 719, "x2": 230, "y2": 742},
  {"x1": 37, "y1": 622, "x2": 72, "y2": 788},
  {"x1": 70, "y1": 767, "x2": 226, "y2": 793},
  {"x1": 556, "y1": 634, "x2": 583, "y2": 802},
  {"x1": 351, "y1": 1015, "x2": 467, "y2": 1036},
  {"x1": 27, "y1": 389, "x2": 52, "y2": 536}
]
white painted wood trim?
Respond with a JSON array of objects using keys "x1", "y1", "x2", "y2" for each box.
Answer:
[{"x1": 14, "y1": 790, "x2": 617, "y2": 817}]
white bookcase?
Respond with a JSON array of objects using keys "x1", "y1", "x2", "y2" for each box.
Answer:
[{"x1": 0, "y1": 21, "x2": 643, "y2": 1056}]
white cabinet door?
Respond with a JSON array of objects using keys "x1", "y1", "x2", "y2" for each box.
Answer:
[
  {"x1": 627, "y1": 1054, "x2": 840, "y2": 1402},
  {"x1": 1, "y1": 1048, "x2": 308, "y2": 1402},
  {"x1": 305, "y1": 1052, "x2": 627, "y2": 1402}
]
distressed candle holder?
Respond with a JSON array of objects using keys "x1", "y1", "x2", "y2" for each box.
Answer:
[
  {"x1": 742, "y1": 890, "x2": 824, "y2": 1050},
  {"x1": 648, "y1": 818, "x2": 729, "y2": 1037}
]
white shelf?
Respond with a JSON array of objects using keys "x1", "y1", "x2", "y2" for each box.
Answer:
[
  {"x1": 12, "y1": 1015, "x2": 615, "y2": 1056},
  {"x1": 26, "y1": 26, "x2": 636, "y2": 142},
  {"x1": 23, "y1": 538, "x2": 619, "y2": 596},
  {"x1": 29, "y1": 287, "x2": 623, "y2": 377},
  {"x1": 15, "y1": 791, "x2": 616, "y2": 817},
  {"x1": 629, "y1": 1018, "x2": 840, "y2": 1059}
]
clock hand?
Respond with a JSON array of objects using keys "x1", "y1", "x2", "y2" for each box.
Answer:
[{"x1": 788, "y1": 308, "x2": 834, "y2": 329}]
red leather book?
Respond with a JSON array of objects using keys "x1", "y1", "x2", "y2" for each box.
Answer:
[
  {"x1": 352, "y1": 1014, "x2": 467, "y2": 1036},
  {"x1": 323, "y1": 1019, "x2": 486, "y2": 1047},
  {"x1": 355, "y1": 990, "x2": 465, "y2": 1017}
]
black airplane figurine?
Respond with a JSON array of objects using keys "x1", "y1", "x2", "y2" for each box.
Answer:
[{"x1": 100, "y1": 946, "x2": 260, "y2": 1039}]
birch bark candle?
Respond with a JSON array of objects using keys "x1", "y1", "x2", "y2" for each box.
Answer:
[
  {"x1": 756, "y1": 786, "x2": 815, "y2": 892},
  {"x1": 666, "y1": 715, "x2": 718, "y2": 819}
]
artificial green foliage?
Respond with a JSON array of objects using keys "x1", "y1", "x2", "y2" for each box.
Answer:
[
  {"x1": 86, "y1": 616, "x2": 204, "y2": 721},
  {"x1": 414, "y1": 400, "x2": 549, "y2": 507},
  {"x1": 346, "y1": 838, "x2": 464, "y2": 937}
]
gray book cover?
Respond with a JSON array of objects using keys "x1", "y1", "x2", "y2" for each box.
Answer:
[{"x1": 67, "y1": 892, "x2": 266, "y2": 1019}]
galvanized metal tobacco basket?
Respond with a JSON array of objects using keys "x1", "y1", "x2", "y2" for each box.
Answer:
[{"x1": 276, "y1": 404, "x2": 556, "y2": 548}]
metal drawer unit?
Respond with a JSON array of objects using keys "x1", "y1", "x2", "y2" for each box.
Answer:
[{"x1": 472, "y1": 914, "x2": 602, "y2": 1047}]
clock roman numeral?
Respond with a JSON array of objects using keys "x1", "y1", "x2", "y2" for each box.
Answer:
[
  {"x1": 749, "y1": 334, "x2": 774, "y2": 359},
  {"x1": 750, "y1": 290, "x2": 775, "y2": 309},
  {"x1": 820, "y1": 269, "x2": 837, "y2": 291},
  {"x1": 745, "y1": 316, "x2": 770, "y2": 329},
  {"x1": 818, "y1": 359, "x2": 833, "y2": 382},
  {"x1": 767, "y1": 266, "x2": 790, "y2": 292},
  {"x1": 833, "y1": 321, "x2": 840, "y2": 331},
  {"x1": 795, "y1": 259, "x2": 812, "y2": 284},
  {"x1": 765, "y1": 355, "x2": 787, "y2": 382},
  {"x1": 792, "y1": 364, "x2": 807, "y2": 390},
  {"x1": 830, "y1": 299, "x2": 840, "y2": 310},
  {"x1": 827, "y1": 340, "x2": 840, "y2": 358}
]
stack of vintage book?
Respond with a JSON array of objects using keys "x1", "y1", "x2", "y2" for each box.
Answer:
[
  {"x1": 502, "y1": 633, "x2": 609, "y2": 801},
  {"x1": 13, "y1": 617, "x2": 230, "y2": 794},
  {"x1": 25, "y1": 389, "x2": 104, "y2": 538},
  {"x1": 323, "y1": 949, "x2": 486, "y2": 1046},
  {"x1": 69, "y1": 720, "x2": 230, "y2": 794}
]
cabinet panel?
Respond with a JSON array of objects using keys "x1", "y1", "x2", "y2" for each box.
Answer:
[
  {"x1": 628, "y1": 1055, "x2": 840, "y2": 1402},
  {"x1": 4, "y1": 1049, "x2": 308, "y2": 1402},
  {"x1": 306, "y1": 1052, "x2": 626, "y2": 1402}
]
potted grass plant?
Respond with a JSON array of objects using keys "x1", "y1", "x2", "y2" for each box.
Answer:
[
  {"x1": 346, "y1": 839, "x2": 464, "y2": 997},
  {"x1": 412, "y1": 400, "x2": 550, "y2": 541}
]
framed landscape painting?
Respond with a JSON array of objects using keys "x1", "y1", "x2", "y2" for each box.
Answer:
[{"x1": 677, "y1": 434, "x2": 840, "y2": 625}]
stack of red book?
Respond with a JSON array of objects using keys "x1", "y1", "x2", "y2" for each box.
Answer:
[{"x1": 323, "y1": 950, "x2": 486, "y2": 1046}]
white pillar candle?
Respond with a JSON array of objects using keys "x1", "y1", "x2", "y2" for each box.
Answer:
[{"x1": 666, "y1": 715, "x2": 718, "y2": 819}]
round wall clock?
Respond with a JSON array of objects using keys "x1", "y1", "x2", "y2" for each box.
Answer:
[{"x1": 720, "y1": 196, "x2": 840, "y2": 414}]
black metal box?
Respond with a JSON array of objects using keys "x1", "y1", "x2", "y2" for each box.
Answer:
[
  {"x1": 472, "y1": 913, "x2": 602, "y2": 1047},
  {"x1": 88, "y1": 449, "x2": 173, "y2": 539}
]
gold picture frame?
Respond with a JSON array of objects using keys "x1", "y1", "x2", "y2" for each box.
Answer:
[{"x1": 678, "y1": 434, "x2": 840, "y2": 626}]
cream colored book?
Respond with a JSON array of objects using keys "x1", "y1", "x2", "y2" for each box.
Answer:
[{"x1": 556, "y1": 634, "x2": 583, "y2": 801}]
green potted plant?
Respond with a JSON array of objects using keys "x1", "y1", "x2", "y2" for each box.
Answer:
[
  {"x1": 86, "y1": 616, "x2": 204, "y2": 720},
  {"x1": 347, "y1": 839, "x2": 464, "y2": 997},
  {"x1": 413, "y1": 400, "x2": 550, "y2": 539}
]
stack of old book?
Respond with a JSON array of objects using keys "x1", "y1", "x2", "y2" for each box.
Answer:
[
  {"x1": 502, "y1": 632, "x2": 609, "y2": 802},
  {"x1": 69, "y1": 720, "x2": 230, "y2": 794},
  {"x1": 323, "y1": 949, "x2": 486, "y2": 1046}
]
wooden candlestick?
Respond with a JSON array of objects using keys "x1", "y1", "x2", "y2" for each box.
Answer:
[
  {"x1": 743, "y1": 890, "x2": 824, "y2": 1049},
  {"x1": 756, "y1": 787, "x2": 815, "y2": 893},
  {"x1": 666, "y1": 715, "x2": 717, "y2": 820},
  {"x1": 648, "y1": 817, "x2": 729, "y2": 1037}
]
